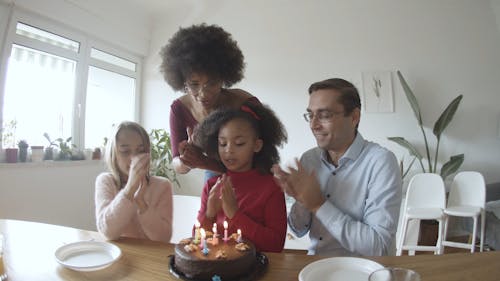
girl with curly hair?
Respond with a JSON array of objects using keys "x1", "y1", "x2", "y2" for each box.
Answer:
[
  {"x1": 193, "y1": 103, "x2": 288, "y2": 252},
  {"x1": 159, "y1": 23, "x2": 259, "y2": 179}
]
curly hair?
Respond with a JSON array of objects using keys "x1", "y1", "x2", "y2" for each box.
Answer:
[
  {"x1": 159, "y1": 23, "x2": 245, "y2": 91},
  {"x1": 194, "y1": 102, "x2": 287, "y2": 175}
]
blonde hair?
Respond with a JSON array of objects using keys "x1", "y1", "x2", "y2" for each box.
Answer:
[{"x1": 105, "y1": 121, "x2": 151, "y2": 189}]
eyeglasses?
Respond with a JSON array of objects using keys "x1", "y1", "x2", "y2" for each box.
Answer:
[
  {"x1": 185, "y1": 80, "x2": 221, "y2": 95},
  {"x1": 303, "y1": 110, "x2": 345, "y2": 123}
]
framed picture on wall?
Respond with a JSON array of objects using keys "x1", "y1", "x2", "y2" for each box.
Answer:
[{"x1": 362, "y1": 71, "x2": 394, "y2": 113}]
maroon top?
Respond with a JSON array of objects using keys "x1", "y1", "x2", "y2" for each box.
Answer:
[{"x1": 169, "y1": 95, "x2": 260, "y2": 157}]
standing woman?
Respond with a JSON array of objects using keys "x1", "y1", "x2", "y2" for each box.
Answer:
[{"x1": 159, "y1": 23, "x2": 259, "y2": 178}]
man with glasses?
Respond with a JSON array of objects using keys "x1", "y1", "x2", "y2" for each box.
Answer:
[{"x1": 273, "y1": 78, "x2": 401, "y2": 256}]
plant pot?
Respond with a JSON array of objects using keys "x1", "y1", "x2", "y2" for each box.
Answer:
[
  {"x1": 70, "y1": 149, "x2": 85, "y2": 161},
  {"x1": 5, "y1": 148, "x2": 18, "y2": 163},
  {"x1": 31, "y1": 146, "x2": 44, "y2": 162},
  {"x1": 56, "y1": 151, "x2": 71, "y2": 161},
  {"x1": 44, "y1": 147, "x2": 54, "y2": 160},
  {"x1": 19, "y1": 147, "x2": 28, "y2": 162},
  {"x1": 92, "y1": 148, "x2": 102, "y2": 160}
]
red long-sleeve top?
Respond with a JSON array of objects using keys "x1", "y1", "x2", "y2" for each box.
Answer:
[{"x1": 197, "y1": 169, "x2": 287, "y2": 252}]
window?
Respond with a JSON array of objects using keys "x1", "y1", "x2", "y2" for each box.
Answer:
[
  {"x1": 1, "y1": 11, "x2": 141, "y2": 150},
  {"x1": 4, "y1": 44, "x2": 76, "y2": 147},
  {"x1": 85, "y1": 65, "x2": 136, "y2": 149}
]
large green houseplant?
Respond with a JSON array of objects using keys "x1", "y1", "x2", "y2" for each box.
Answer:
[
  {"x1": 149, "y1": 128, "x2": 180, "y2": 188},
  {"x1": 388, "y1": 71, "x2": 464, "y2": 180}
]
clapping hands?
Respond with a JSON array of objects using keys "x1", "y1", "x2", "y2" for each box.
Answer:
[
  {"x1": 272, "y1": 159, "x2": 325, "y2": 213},
  {"x1": 124, "y1": 153, "x2": 150, "y2": 213},
  {"x1": 206, "y1": 174, "x2": 239, "y2": 219},
  {"x1": 178, "y1": 127, "x2": 207, "y2": 169}
]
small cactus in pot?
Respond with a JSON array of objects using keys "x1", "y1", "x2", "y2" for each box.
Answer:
[{"x1": 17, "y1": 139, "x2": 29, "y2": 162}]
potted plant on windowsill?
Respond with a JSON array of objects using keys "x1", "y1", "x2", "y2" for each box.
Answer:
[
  {"x1": 2, "y1": 119, "x2": 18, "y2": 163},
  {"x1": 31, "y1": 145, "x2": 44, "y2": 162},
  {"x1": 4, "y1": 148, "x2": 18, "y2": 163},
  {"x1": 17, "y1": 139, "x2": 29, "y2": 162},
  {"x1": 54, "y1": 137, "x2": 75, "y2": 161},
  {"x1": 43, "y1": 133, "x2": 58, "y2": 160}
]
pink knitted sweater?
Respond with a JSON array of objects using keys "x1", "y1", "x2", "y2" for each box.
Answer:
[{"x1": 95, "y1": 173, "x2": 173, "y2": 243}]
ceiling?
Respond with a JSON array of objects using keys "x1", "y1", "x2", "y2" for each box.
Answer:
[
  {"x1": 116, "y1": 0, "x2": 174, "y2": 19},
  {"x1": 65, "y1": 0, "x2": 190, "y2": 24}
]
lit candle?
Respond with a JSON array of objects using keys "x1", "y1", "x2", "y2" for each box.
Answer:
[
  {"x1": 200, "y1": 228, "x2": 209, "y2": 255},
  {"x1": 212, "y1": 223, "x2": 219, "y2": 245},
  {"x1": 237, "y1": 229, "x2": 242, "y2": 243},
  {"x1": 223, "y1": 220, "x2": 229, "y2": 242},
  {"x1": 194, "y1": 220, "x2": 201, "y2": 244},
  {"x1": 200, "y1": 228, "x2": 205, "y2": 249}
]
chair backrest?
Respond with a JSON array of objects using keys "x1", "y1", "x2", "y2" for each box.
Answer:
[
  {"x1": 447, "y1": 171, "x2": 486, "y2": 208},
  {"x1": 405, "y1": 173, "x2": 446, "y2": 209},
  {"x1": 171, "y1": 194, "x2": 201, "y2": 243}
]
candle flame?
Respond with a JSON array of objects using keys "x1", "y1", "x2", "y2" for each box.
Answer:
[
  {"x1": 195, "y1": 220, "x2": 200, "y2": 228},
  {"x1": 200, "y1": 228, "x2": 206, "y2": 238},
  {"x1": 223, "y1": 220, "x2": 228, "y2": 229},
  {"x1": 237, "y1": 229, "x2": 241, "y2": 235}
]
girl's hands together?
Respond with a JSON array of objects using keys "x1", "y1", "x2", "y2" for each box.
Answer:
[
  {"x1": 206, "y1": 174, "x2": 239, "y2": 219},
  {"x1": 206, "y1": 176, "x2": 223, "y2": 219},
  {"x1": 134, "y1": 179, "x2": 148, "y2": 214},
  {"x1": 124, "y1": 153, "x2": 150, "y2": 213},
  {"x1": 220, "y1": 174, "x2": 238, "y2": 219}
]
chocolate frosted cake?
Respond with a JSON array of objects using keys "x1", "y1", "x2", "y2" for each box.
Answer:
[{"x1": 174, "y1": 237, "x2": 256, "y2": 280}]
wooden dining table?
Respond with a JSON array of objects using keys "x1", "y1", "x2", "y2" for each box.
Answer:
[{"x1": 1, "y1": 219, "x2": 499, "y2": 280}]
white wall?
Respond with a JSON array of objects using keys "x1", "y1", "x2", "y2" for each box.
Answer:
[
  {"x1": 0, "y1": 3, "x2": 9, "y2": 51},
  {"x1": 143, "y1": 0, "x2": 500, "y2": 196},
  {"x1": 0, "y1": 161, "x2": 106, "y2": 230}
]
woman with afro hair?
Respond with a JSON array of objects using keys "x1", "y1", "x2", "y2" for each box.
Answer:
[{"x1": 159, "y1": 23, "x2": 259, "y2": 181}]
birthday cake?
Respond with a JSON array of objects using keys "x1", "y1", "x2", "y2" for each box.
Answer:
[{"x1": 173, "y1": 235, "x2": 257, "y2": 280}]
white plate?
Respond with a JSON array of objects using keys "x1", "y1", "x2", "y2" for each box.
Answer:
[
  {"x1": 299, "y1": 257, "x2": 384, "y2": 281},
  {"x1": 55, "y1": 241, "x2": 121, "y2": 271}
]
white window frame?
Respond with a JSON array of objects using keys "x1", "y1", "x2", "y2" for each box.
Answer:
[{"x1": 0, "y1": 8, "x2": 142, "y2": 149}]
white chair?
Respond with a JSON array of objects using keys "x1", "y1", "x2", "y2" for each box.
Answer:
[
  {"x1": 171, "y1": 195, "x2": 201, "y2": 243},
  {"x1": 442, "y1": 171, "x2": 486, "y2": 253},
  {"x1": 396, "y1": 173, "x2": 446, "y2": 256}
]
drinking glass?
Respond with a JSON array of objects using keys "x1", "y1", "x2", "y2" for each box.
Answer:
[
  {"x1": 0, "y1": 233, "x2": 6, "y2": 281},
  {"x1": 369, "y1": 267, "x2": 421, "y2": 281}
]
